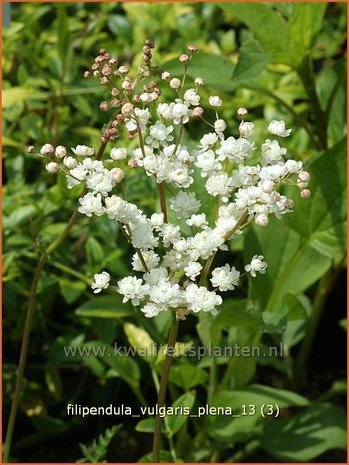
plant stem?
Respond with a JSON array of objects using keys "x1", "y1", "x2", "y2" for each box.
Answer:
[
  {"x1": 3, "y1": 141, "x2": 108, "y2": 463},
  {"x1": 151, "y1": 367, "x2": 178, "y2": 463},
  {"x1": 3, "y1": 254, "x2": 45, "y2": 463},
  {"x1": 158, "y1": 182, "x2": 168, "y2": 223},
  {"x1": 152, "y1": 313, "x2": 180, "y2": 462}
]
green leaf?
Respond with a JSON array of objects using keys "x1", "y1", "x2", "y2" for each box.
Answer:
[
  {"x1": 84, "y1": 341, "x2": 140, "y2": 389},
  {"x1": 56, "y1": 4, "x2": 70, "y2": 64},
  {"x1": 232, "y1": 40, "x2": 271, "y2": 81},
  {"x1": 2, "y1": 87, "x2": 48, "y2": 108},
  {"x1": 169, "y1": 364, "x2": 208, "y2": 391},
  {"x1": 208, "y1": 384, "x2": 309, "y2": 442},
  {"x1": 220, "y1": 3, "x2": 289, "y2": 63},
  {"x1": 135, "y1": 418, "x2": 165, "y2": 434},
  {"x1": 59, "y1": 279, "x2": 86, "y2": 304},
  {"x1": 108, "y1": 14, "x2": 133, "y2": 41},
  {"x1": 4, "y1": 205, "x2": 37, "y2": 230},
  {"x1": 288, "y1": 3, "x2": 327, "y2": 52},
  {"x1": 45, "y1": 368, "x2": 62, "y2": 401},
  {"x1": 213, "y1": 299, "x2": 262, "y2": 331},
  {"x1": 285, "y1": 138, "x2": 347, "y2": 259},
  {"x1": 75, "y1": 296, "x2": 131, "y2": 319},
  {"x1": 244, "y1": 219, "x2": 332, "y2": 313},
  {"x1": 164, "y1": 53, "x2": 235, "y2": 92},
  {"x1": 85, "y1": 236, "x2": 105, "y2": 270},
  {"x1": 123, "y1": 323, "x2": 156, "y2": 362},
  {"x1": 261, "y1": 403, "x2": 347, "y2": 461},
  {"x1": 166, "y1": 391, "x2": 196, "y2": 437}
]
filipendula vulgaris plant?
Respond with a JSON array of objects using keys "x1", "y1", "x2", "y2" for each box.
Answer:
[{"x1": 36, "y1": 41, "x2": 311, "y2": 461}]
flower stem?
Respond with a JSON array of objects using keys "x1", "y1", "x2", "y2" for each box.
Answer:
[
  {"x1": 3, "y1": 253, "x2": 45, "y2": 463},
  {"x1": 3, "y1": 141, "x2": 108, "y2": 463},
  {"x1": 158, "y1": 182, "x2": 168, "y2": 223},
  {"x1": 152, "y1": 313, "x2": 180, "y2": 462}
]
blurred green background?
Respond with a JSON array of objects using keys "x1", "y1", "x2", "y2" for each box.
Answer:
[{"x1": 3, "y1": 2, "x2": 347, "y2": 463}]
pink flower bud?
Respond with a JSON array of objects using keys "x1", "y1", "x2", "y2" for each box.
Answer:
[
  {"x1": 298, "y1": 171, "x2": 310, "y2": 182},
  {"x1": 170, "y1": 78, "x2": 181, "y2": 89},
  {"x1": 255, "y1": 214, "x2": 269, "y2": 226},
  {"x1": 121, "y1": 103, "x2": 134, "y2": 116},
  {"x1": 161, "y1": 71, "x2": 170, "y2": 80},
  {"x1": 40, "y1": 143, "x2": 54, "y2": 155},
  {"x1": 26, "y1": 145, "x2": 35, "y2": 153},
  {"x1": 188, "y1": 44, "x2": 198, "y2": 53},
  {"x1": 128, "y1": 159, "x2": 138, "y2": 168},
  {"x1": 100, "y1": 101, "x2": 108, "y2": 111},
  {"x1": 192, "y1": 107, "x2": 204, "y2": 117},
  {"x1": 179, "y1": 54, "x2": 189, "y2": 63},
  {"x1": 195, "y1": 77, "x2": 204, "y2": 86},
  {"x1": 300, "y1": 189, "x2": 311, "y2": 198}
]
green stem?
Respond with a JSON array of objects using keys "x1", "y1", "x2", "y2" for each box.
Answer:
[
  {"x1": 158, "y1": 182, "x2": 168, "y2": 223},
  {"x1": 151, "y1": 367, "x2": 178, "y2": 462},
  {"x1": 152, "y1": 313, "x2": 180, "y2": 462},
  {"x1": 3, "y1": 254, "x2": 46, "y2": 463},
  {"x1": 3, "y1": 141, "x2": 108, "y2": 463}
]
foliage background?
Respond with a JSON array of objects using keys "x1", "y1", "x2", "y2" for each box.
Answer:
[{"x1": 3, "y1": 2, "x2": 347, "y2": 463}]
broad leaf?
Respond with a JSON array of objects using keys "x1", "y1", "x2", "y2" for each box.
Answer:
[{"x1": 261, "y1": 402, "x2": 347, "y2": 461}]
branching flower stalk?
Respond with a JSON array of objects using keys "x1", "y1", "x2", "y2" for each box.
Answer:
[{"x1": 20, "y1": 41, "x2": 311, "y2": 462}]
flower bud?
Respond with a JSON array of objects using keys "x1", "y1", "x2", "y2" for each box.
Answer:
[
  {"x1": 237, "y1": 107, "x2": 248, "y2": 116},
  {"x1": 118, "y1": 65, "x2": 129, "y2": 74},
  {"x1": 83, "y1": 71, "x2": 90, "y2": 79},
  {"x1": 261, "y1": 180, "x2": 274, "y2": 194},
  {"x1": 179, "y1": 54, "x2": 189, "y2": 63},
  {"x1": 55, "y1": 145, "x2": 66, "y2": 159},
  {"x1": 161, "y1": 71, "x2": 170, "y2": 80},
  {"x1": 255, "y1": 214, "x2": 269, "y2": 226},
  {"x1": 121, "y1": 103, "x2": 134, "y2": 116},
  {"x1": 195, "y1": 77, "x2": 204, "y2": 86},
  {"x1": 64, "y1": 156, "x2": 77, "y2": 169},
  {"x1": 300, "y1": 189, "x2": 311, "y2": 198},
  {"x1": 209, "y1": 96, "x2": 222, "y2": 107},
  {"x1": 100, "y1": 101, "x2": 108, "y2": 111},
  {"x1": 102, "y1": 64, "x2": 111, "y2": 76},
  {"x1": 26, "y1": 145, "x2": 35, "y2": 153},
  {"x1": 192, "y1": 107, "x2": 203, "y2": 117},
  {"x1": 40, "y1": 143, "x2": 54, "y2": 155},
  {"x1": 239, "y1": 121, "x2": 254, "y2": 138},
  {"x1": 128, "y1": 159, "x2": 138, "y2": 168},
  {"x1": 298, "y1": 171, "x2": 310, "y2": 182},
  {"x1": 188, "y1": 44, "x2": 198, "y2": 53},
  {"x1": 214, "y1": 119, "x2": 226, "y2": 133},
  {"x1": 111, "y1": 87, "x2": 120, "y2": 97},
  {"x1": 110, "y1": 147, "x2": 127, "y2": 161},
  {"x1": 111, "y1": 167, "x2": 124, "y2": 183},
  {"x1": 170, "y1": 78, "x2": 181, "y2": 89},
  {"x1": 46, "y1": 162, "x2": 59, "y2": 173}
]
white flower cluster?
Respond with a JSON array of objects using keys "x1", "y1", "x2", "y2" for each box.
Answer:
[{"x1": 39, "y1": 47, "x2": 311, "y2": 320}]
